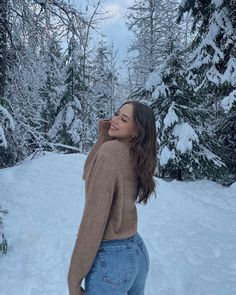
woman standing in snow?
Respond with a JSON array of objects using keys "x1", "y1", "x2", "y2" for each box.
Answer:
[{"x1": 67, "y1": 100, "x2": 157, "y2": 295}]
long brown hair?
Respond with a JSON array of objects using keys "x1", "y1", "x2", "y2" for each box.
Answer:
[{"x1": 120, "y1": 101, "x2": 158, "y2": 204}]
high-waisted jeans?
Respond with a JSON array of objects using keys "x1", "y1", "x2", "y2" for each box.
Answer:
[{"x1": 84, "y1": 232, "x2": 150, "y2": 295}]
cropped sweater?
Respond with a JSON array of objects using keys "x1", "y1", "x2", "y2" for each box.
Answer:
[{"x1": 67, "y1": 120, "x2": 139, "y2": 295}]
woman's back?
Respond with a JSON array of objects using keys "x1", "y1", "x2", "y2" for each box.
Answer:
[{"x1": 83, "y1": 138, "x2": 139, "y2": 241}]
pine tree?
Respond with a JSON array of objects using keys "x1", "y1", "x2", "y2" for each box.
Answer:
[
  {"x1": 0, "y1": 105, "x2": 15, "y2": 167},
  {"x1": 0, "y1": 0, "x2": 15, "y2": 166},
  {"x1": 91, "y1": 41, "x2": 118, "y2": 119},
  {"x1": 39, "y1": 38, "x2": 65, "y2": 136},
  {"x1": 178, "y1": 0, "x2": 236, "y2": 183},
  {"x1": 0, "y1": 0, "x2": 7, "y2": 101},
  {"x1": 1, "y1": 0, "x2": 90, "y2": 166},
  {"x1": 126, "y1": 0, "x2": 184, "y2": 89},
  {"x1": 0, "y1": 0, "x2": 10, "y2": 243},
  {"x1": 48, "y1": 35, "x2": 83, "y2": 150},
  {"x1": 143, "y1": 49, "x2": 227, "y2": 181}
]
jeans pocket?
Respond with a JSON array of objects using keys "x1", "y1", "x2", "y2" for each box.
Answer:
[
  {"x1": 98, "y1": 244, "x2": 134, "y2": 286},
  {"x1": 137, "y1": 239, "x2": 150, "y2": 272}
]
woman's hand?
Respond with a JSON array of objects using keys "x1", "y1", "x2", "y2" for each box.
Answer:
[
  {"x1": 97, "y1": 119, "x2": 114, "y2": 142},
  {"x1": 98, "y1": 119, "x2": 111, "y2": 130},
  {"x1": 79, "y1": 286, "x2": 86, "y2": 295},
  {"x1": 68, "y1": 285, "x2": 85, "y2": 295}
]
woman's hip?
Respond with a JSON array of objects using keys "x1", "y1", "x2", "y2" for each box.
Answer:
[{"x1": 85, "y1": 232, "x2": 150, "y2": 294}]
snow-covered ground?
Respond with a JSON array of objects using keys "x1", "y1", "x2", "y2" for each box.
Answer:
[{"x1": 0, "y1": 151, "x2": 236, "y2": 295}]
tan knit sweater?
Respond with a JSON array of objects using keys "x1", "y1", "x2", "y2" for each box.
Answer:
[{"x1": 67, "y1": 120, "x2": 139, "y2": 295}]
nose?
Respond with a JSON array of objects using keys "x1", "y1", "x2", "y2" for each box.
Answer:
[{"x1": 111, "y1": 116, "x2": 119, "y2": 124}]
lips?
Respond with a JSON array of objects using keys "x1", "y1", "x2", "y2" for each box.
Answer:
[{"x1": 110, "y1": 124, "x2": 119, "y2": 130}]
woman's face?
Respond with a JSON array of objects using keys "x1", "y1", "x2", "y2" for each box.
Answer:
[{"x1": 108, "y1": 103, "x2": 136, "y2": 142}]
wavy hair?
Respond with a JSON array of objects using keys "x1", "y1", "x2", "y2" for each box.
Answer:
[{"x1": 120, "y1": 101, "x2": 158, "y2": 204}]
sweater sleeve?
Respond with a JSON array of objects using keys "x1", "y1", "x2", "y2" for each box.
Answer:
[
  {"x1": 67, "y1": 143, "x2": 118, "y2": 295},
  {"x1": 82, "y1": 119, "x2": 115, "y2": 180}
]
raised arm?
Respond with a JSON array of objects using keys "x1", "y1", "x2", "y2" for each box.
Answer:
[{"x1": 82, "y1": 119, "x2": 115, "y2": 180}]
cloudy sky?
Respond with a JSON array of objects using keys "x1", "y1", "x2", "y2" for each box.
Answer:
[
  {"x1": 93, "y1": 0, "x2": 134, "y2": 74},
  {"x1": 99, "y1": 0, "x2": 133, "y2": 48},
  {"x1": 73, "y1": 0, "x2": 135, "y2": 75}
]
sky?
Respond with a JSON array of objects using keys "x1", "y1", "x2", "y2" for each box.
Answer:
[
  {"x1": 99, "y1": 0, "x2": 133, "y2": 55},
  {"x1": 70, "y1": 0, "x2": 135, "y2": 77},
  {"x1": 89, "y1": 0, "x2": 135, "y2": 75}
]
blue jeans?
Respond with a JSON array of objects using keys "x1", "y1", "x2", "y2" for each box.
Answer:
[{"x1": 85, "y1": 232, "x2": 150, "y2": 295}]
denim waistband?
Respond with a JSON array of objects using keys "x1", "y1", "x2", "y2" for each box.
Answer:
[{"x1": 100, "y1": 232, "x2": 141, "y2": 247}]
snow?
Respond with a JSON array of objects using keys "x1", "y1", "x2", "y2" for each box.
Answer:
[
  {"x1": 65, "y1": 105, "x2": 75, "y2": 127},
  {"x1": 152, "y1": 82, "x2": 169, "y2": 99},
  {"x1": 0, "y1": 105, "x2": 15, "y2": 131},
  {"x1": 212, "y1": 0, "x2": 224, "y2": 7},
  {"x1": 73, "y1": 98, "x2": 82, "y2": 110},
  {"x1": 144, "y1": 62, "x2": 168, "y2": 91},
  {"x1": 173, "y1": 122, "x2": 199, "y2": 153},
  {"x1": 34, "y1": 0, "x2": 46, "y2": 3},
  {"x1": 198, "y1": 145, "x2": 226, "y2": 167},
  {"x1": 0, "y1": 125, "x2": 7, "y2": 148},
  {"x1": 222, "y1": 57, "x2": 236, "y2": 86},
  {"x1": 221, "y1": 89, "x2": 236, "y2": 112},
  {"x1": 144, "y1": 64, "x2": 170, "y2": 100},
  {"x1": 163, "y1": 103, "x2": 179, "y2": 129},
  {"x1": 48, "y1": 111, "x2": 63, "y2": 138},
  {"x1": 206, "y1": 65, "x2": 222, "y2": 85},
  {"x1": 159, "y1": 146, "x2": 175, "y2": 166},
  {"x1": 187, "y1": 7, "x2": 234, "y2": 89},
  {"x1": 0, "y1": 151, "x2": 236, "y2": 295},
  {"x1": 145, "y1": 71, "x2": 163, "y2": 91},
  {"x1": 179, "y1": 0, "x2": 188, "y2": 8},
  {"x1": 69, "y1": 118, "x2": 82, "y2": 144}
]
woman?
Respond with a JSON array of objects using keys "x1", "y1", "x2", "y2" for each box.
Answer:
[{"x1": 68, "y1": 100, "x2": 157, "y2": 295}]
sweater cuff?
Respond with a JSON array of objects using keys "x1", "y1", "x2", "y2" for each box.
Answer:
[{"x1": 97, "y1": 119, "x2": 115, "y2": 142}]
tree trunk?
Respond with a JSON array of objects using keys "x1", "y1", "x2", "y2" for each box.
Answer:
[{"x1": 0, "y1": 0, "x2": 7, "y2": 103}]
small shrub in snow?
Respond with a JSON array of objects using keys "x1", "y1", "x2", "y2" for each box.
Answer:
[{"x1": 0, "y1": 207, "x2": 8, "y2": 254}]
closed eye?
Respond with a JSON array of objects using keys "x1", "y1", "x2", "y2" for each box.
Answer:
[{"x1": 114, "y1": 111, "x2": 127, "y2": 122}]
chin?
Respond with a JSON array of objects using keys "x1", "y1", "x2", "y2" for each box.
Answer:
[{"x1": 109, "y1": 132, "x2": 120, "y2": 140}]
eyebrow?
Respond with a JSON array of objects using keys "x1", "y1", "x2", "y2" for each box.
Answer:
[{"x1": 117, "y1": 109, "x2": 131, "y2": 120}]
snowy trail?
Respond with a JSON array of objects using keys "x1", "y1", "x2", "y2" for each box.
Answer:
[{"x1": 0, "y1": 151, "x2": 236, "y2": 295}]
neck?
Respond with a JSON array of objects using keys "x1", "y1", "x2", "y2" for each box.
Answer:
[{"x1": 116, "y1": 138, "x2": 133, "y2": 147}]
